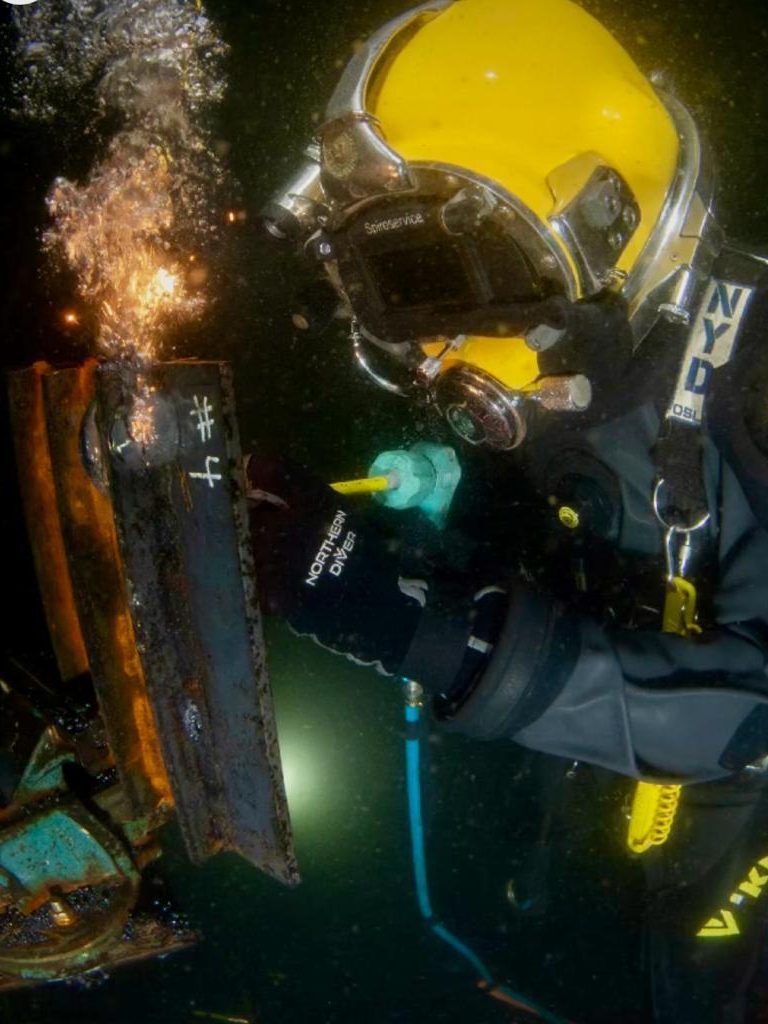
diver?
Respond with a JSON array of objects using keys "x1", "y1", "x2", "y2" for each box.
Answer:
[{"x1": 247, "y1": 1, "x2": 768, "y2": 1020}]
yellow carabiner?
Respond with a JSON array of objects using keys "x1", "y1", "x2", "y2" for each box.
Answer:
[{"x1": 662, "y1": 576, "x2": 703, "y2": 638}]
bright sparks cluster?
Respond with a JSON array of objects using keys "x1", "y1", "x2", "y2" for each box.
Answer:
[
  {"x1": 46, "y1": 141, "x2": 207, "y2": 365},
  {"x1": 15, "y1": 0, "x2": 229, "y2": 366}
]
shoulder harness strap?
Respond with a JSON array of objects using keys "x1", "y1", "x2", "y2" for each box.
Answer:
[{"x1": 654, "y1": 277, "x2": 755, "y2": 523}]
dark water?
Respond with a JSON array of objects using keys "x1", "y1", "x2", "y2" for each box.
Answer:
[{"x1": 0, "y1": 1, "x2": 767, "y2": 1022}]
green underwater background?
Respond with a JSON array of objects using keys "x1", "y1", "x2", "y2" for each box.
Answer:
[{"x1": 1, "y1": 1, "x2": 768, "y2": 1021}]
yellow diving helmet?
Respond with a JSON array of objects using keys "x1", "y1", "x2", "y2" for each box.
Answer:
[{"x1": 263, "y1": 0, "x2": 720, "y2": 450}]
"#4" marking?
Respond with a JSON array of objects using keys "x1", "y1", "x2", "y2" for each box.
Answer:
[{"x1": 697, "y1": 856, "x2": 768, "y2": 938}]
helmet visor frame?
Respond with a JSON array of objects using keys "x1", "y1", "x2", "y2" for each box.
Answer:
[{"x1": 323, "y1": 163, "x2": 578, "y2": 344}]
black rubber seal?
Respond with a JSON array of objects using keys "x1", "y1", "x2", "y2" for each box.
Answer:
[{"x1": 444, "y1": 587, "x2": 580, "y2": 740}]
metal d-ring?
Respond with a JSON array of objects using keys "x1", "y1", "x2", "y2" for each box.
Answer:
[
  {"x1": 652, "y1": 478, "x2": 711, "y2": 533},
  {"x1": 653, "y1": 478, "x2": 711, "y2": 581}
]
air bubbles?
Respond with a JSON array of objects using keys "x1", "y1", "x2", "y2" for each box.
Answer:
[{"x1": 13, "y1": 0, "x2": 231, "y2": 367}]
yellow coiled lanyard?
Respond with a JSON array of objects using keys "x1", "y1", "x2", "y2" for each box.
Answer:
[{"x1": 626, "y1": 480, "x2": 710, "y2": 854}]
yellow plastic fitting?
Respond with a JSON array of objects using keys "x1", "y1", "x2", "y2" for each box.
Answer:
[{"x1": 330, "y1": 475, "x2": 393, "y2": 495}]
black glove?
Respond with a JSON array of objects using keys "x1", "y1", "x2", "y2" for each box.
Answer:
[
  {"x1": 246, "y1": 455, "x2": 427, "y2": 674},
  {"x1": 246, "y1": 455, "x2": 508, "y2": 689}
]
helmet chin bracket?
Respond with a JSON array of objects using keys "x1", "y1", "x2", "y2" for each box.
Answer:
[{"x1": 350, "y1": 318, "x2": 420, "y2": 397}]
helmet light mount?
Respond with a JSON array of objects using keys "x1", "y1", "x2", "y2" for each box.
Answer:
[{"x1": 261, "y1": 143, "x2": 325, "y2": 242}]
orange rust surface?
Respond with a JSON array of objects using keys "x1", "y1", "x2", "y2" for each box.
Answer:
[
  {"x1": 41, "y1": 362, "x2": 172, "y2": 815},
  {"x1": 7, "y1": 362, "x2": 89, "y2": 683}
]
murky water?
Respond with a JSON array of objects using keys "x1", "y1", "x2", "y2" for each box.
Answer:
[{"x1": 1, "y1": 1, "x2": 767, "y2": 1022}]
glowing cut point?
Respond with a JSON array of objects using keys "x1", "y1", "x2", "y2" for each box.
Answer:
[
  {"x1": 128, "y1": 388, "x2": 158, "y2": 448},
  {"x1": 155, "y1": 268, "x2": 177, "y2": 295}
]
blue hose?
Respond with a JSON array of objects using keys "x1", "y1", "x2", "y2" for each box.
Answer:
[{"x1": 403, "y1": 695, "x2": 571, "y2": 1024}]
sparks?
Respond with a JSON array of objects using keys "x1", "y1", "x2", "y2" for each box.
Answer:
[{"x1": 22, "y1": 0, "x2": 230, "y2": 369}]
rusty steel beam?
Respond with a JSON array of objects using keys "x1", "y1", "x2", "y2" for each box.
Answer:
[
  {"x1": 97, "y1": 361, "x2": 298, "y2": 885},
  {"x1": 7, "y1": 363, "x2": 89, "y2": 684},
  {"x1": 37, "y1": 363, "x2": 172, "y2": 822}
]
